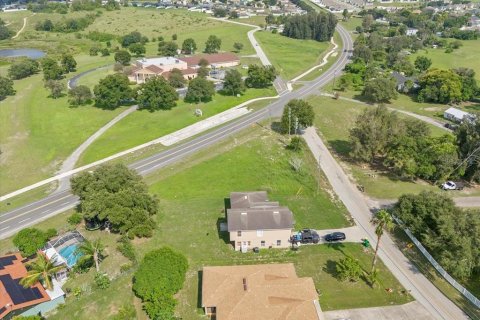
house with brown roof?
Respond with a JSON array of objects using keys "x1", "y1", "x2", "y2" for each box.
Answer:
[
  {"x1": 201, "y1": 263, "x2": 322, "y2": 320},
  {"x1": 227, "y1": 192, "x2": 294, "y2": 251},
  {"x1": 0, "y1": 253, "x2": 65, "y2": 319},
  {"x1": 129, "y1": 56, "x2": 197, "y2": 84},
  {"x1": 128, "y1": 52, "x2": 240, "y2": 84}
]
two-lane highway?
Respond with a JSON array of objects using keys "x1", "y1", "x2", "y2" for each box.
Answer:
[{"x1": 0, "y1": 24, "x2": 353, "y2": 240}]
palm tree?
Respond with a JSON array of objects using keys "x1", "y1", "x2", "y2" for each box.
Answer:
[
  {"x1": 20, "y1": 254, "x2": 63, "y2": 291},
  {"x1": 76, "y1": 239, "x2": 104, "y2": 272},
  {"x1": 371, "y1": 209, "x2": 394, "y2": 272}
]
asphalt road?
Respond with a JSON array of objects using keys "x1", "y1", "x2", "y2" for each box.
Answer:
[
  {"x1": 303, "y1": 127, "x2": 468, "y2": 320},
  {"x1": 0, "y1": 24, "x2": 353, "y2": 240}
]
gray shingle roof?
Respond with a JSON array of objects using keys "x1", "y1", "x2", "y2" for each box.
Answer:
[{"x1": 227, "y1": 207, "x2": 293, "y2": 231}]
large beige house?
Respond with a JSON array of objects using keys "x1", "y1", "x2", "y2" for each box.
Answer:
[
  {"x1": 201, "y1": 263, "x2": 322, "y2": 320},
  {"x1": 227, "y1": 192, "x2": 294, "y2": 251},
  {"x1": 128, "y1": 52, "x2": 240, "y2": 84}
]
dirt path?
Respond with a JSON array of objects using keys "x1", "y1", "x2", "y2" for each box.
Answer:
[{"x1": 12, "y1": 14, "x2": 32, "y2": 39}]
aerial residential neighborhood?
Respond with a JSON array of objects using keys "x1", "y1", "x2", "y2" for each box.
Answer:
[{"x1": 0, "y1": 0, "x2": 479, "y2": 319}]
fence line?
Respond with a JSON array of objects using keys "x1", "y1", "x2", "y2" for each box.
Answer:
[{"x1": 393, "y1": 216, "x2": 480, "y2": 309}]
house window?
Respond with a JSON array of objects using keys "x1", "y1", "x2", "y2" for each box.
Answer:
[
  {"x1": 257, "y1": 230, "x2": 264, "y2": 237},
  {"x1": 248, "y1": 241, "x2": 251, "y2": 246},
  {"x1": 261, "y1": 241, "x2": 265, "y2": 247},
  {"x1": 237, "y1": 231, "x2": 242, "y2": 237},
  {"x1": 277, "y1": 240, "x2": 281, "y2": 246}
]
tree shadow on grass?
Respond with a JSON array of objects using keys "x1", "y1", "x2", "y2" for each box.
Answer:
[
  {"x1": 324, "y1": 259, "x2": 339, "y2": 279},
  {"x1": 327, "y1": 139, "x2": 351, "y2": 157}
]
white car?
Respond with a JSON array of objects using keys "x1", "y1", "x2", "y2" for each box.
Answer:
[{"x1": 441, "y1": 181, "x2": 463, "y2": 190}]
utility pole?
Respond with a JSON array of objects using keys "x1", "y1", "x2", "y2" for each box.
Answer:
[
  {"x1": 294, "y1": 116, "x2": 298, "y2": 135},
  {"x1": 288, "y1": 107, "x2": 291, "y2": 137},
  {"x1": 332, "y1": 70, "x2": 337, "y2": 92}
]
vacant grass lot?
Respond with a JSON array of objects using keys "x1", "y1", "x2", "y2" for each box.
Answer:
[
  {"x1": 0, "y1": 70, "x2": 126, "y2": 195},
  {"x1": 16, "y1": 127, "x2": 411, "y2": 319},
  {"x1": 85, "y1": 8, "x2": 255, "y2": 56},
  {"x1": 77, "y1": 86, "x2": 276, "y2": 165},
  {"x1": 308, "y1": 95, "x2": 455, "y2": 199},
  {"x1": 255, "y1": 30, "x2": 329, "y2": 80},
  {"x1": 410, "y1": 40, "x2": 480, "y2": 81}
]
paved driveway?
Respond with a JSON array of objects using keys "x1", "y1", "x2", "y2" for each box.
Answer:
[{"x1": 324, "y1": 301, "x2": 434, "y2": 320}]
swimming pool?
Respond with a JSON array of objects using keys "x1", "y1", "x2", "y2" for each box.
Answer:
[{"x1": 58, "y1": 244, "x2": 83, "y2": 268}]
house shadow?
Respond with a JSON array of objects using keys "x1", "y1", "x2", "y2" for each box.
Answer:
[
  {"x1": 216, "y1": 218, "x2": 230, "y2": 244},
  {"x1": 197, "y1": 270, "x2": 203, "y2": 309}
]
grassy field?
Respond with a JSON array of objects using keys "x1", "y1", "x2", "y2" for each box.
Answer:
[
  {"x1": 77, "y1": 86, "x2": 276, "y2": 165},
  {"x1": 0, "y1": 70, "x2": 126, "y2": 195},
  {"x1": 307, "y1": 95, "x2": 461, "y2": 199},
  {"x1": 410, "y1": 40, "x2": 480, "y2": 81},
  {"x1": 0, "y1": 8, "x2": 268, "y2": 194},
  {"x1": 37, "y1": 127, "x2": 411, "y2": 319},
  {"x1": 255, "y1": 30, "x2": 330, "y2": 80},
  {"x1": 84, "y1": 8, "x2": 256, "y2": 56},
  {"x1": 233, "y1": 15, "x2": 268, "y2": 26}
]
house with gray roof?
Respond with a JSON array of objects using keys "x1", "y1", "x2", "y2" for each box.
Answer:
[{"x1": 227, "y1": 192, "x2": 294, "y2": 252}]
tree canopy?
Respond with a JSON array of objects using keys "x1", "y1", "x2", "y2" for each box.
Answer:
[
  {"x1": 393, "y1": 191, "x2": 480, "y2": 280},
  {"x1": 362, "y1": 76, "x2": 398, "y2": 103},
  {"x1": 133, "y1": 247, "x2": 188, "y2": 320},
  {"x1": 114, "y1": 50, "x2": 132, "y2": 66},
  {"x1": 158, "y1": 41, "x2": 178, "y2": 56},
  {"x1": 223, "y1": 69, "x2": 245, "y2": 96},
  {"x1": 456, "y1": 118, "x2": 480, "y2": 182},
  {"x1": 137, "y1": 76, "x2": 178, "y2": 111},
  {"x1": 0, "y1": 75, "x2": 15, "y2": 100},
  {"x1": 204, "y1": 35, "x2": 222, "y2": 54},
  {"x1": 282, "y1": 11, "x2": 337, "y2": 42},
  {"x1": 417, "y1": 69, "x2": 463, "y2": 103},
  {"x1": 245, "y1": 65, "x2": 276, "y2": 88},
  {"x1": 181, "y1": 38, "x2": 197, "y2": 54},
  {"x1": 13, "y1": 228, "x2": 56, "y2": 257},
  {"x1": 349, "y1": 106, "x2": 458, "y2": 181},
  {"x1": 71, "y1": 164, "x2": 159, "y2": 237},
  {"x1": 41, "y1": 57, "x2": 64, "y2": 81},
  {"x1": 93, "y1": 74, "x2": 133, "y2": 109},
  {"x1": 280, "y1": 99, "x2": 315, "y2": 134},
  {"x1": 185, "y1": 77, "x2": 215, "y2": 103},
  {"x1": 8, "y1": 59, "x2": 40, "y2": 80}
]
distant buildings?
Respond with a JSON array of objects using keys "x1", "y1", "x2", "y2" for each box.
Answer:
[
  {"x1": 128, "y1": 52, "x2": 240, "y2": 84},
  {"x1": 443, "y1": 107, "x2": 476, "y2": 123}
]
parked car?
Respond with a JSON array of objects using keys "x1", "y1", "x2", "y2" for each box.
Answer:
[
  {"x1": 444, "y1": 123, "x2": 458, "y2": 130},
  {"x1": 441, "y1": 181, "x2": 464, "y2": 191},
  {"x1": 300, "y1": 229, "x2": 320, "y2": 244},
  {"x1": 325, "y1": 232, "x2": 346, "y2": 242}
]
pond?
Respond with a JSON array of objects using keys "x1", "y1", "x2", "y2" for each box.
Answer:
[{"x1": 0, "y1": 48, "x2": 46, "y2": 59}]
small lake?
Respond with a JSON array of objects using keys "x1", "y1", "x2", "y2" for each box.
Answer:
[{"x1": 0, "y1": 48, "x2": 46, "y2": 59}]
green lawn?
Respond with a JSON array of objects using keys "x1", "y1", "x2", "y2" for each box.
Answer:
[
  {"x1": 77, "y1": 87, "x2": 276, "y2": 165},
  {"x1": 410, "y1": 40, "x2": 480, "y2": 81},
  {"x1": 0, "y1": 72, "x2": 126, "y2": 195},
  {"x1": 0, "y1": 8, "x2": 267, "y2": 194},
  {"x1": 307, "y1": 95, "x2": 457, "y2": 199},
  {"x1": 255, "y1": 30, "x2": 330, "y2": 80},
  {"x1": 233, "y1": 15, "x2": 268, "y2": 26},
  {"x1": 85, "y1": 8, "x2": 255, "y2": 56},
  {"x1": 3, "y1": 127, "x2": 412, "y2": 319}
]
